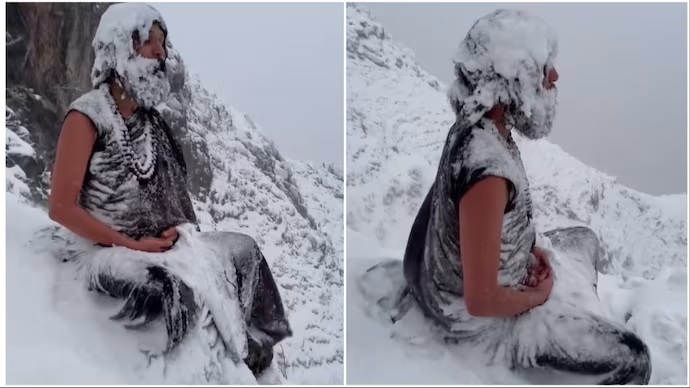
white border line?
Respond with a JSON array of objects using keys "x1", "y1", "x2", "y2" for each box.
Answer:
[
  {"x1": 685, "y1": 0, "x2": 689, "y2": 385},
  {"x1": 1, "y1": 0, "x2": 7, "y2": 384},
  {"x1": 341, "y1": 2, "x2": 348, "y2": 385}
]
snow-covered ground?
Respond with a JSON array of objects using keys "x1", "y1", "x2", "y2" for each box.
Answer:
[{"x1": 346, "y1": 4, "x2": 687, "y2": 385}]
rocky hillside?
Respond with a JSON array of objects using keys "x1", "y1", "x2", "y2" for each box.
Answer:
[{"x1": 6, "y1": 3, "x2": 342, "y2": 384}]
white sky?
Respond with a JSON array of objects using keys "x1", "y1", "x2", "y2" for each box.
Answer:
[
  {"x1": 155, "y1": 2, "x2": 344, "y2": 166},
  {"x1": 365, "y1": 2, "x2": 688, "y2": 195}
]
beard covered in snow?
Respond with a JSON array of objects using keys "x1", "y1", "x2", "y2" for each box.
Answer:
[
  {"x1": 118, "y1": 55, "x2": 171, "y2": 109},
  {"x1": 448, "y1": 9, "x2": 559, "y2": 139},
  {"x1": 507, "y1": 83, "x2": 557, "y2": 140}
]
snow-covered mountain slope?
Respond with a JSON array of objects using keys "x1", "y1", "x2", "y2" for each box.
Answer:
[
  {"x1": 346, "y1": 4, "x2": 687, "y2": 385},
  {"x1": 289, "y1": 160, "x2": 344, "y2": 255},
  {"x1": 6, "y1": 45, "x2": 343, "y2": 388}
]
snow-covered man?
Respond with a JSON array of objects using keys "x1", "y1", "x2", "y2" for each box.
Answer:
[
  {"x1": 396, "y1": 9, "x2": 651, "y2": 384},
  {"x1": 48, "y1": 3, "x2": 291, "y2": 376}
]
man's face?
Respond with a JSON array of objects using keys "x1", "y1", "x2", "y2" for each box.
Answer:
[
  {"x1": 134, "y1": 23, "x2": 166, "y2": 61},
  {"x1": 119, "y1": 21, "x2": 170, "y2": 109},
  {"x1": 510, "y1": 64, "x2": 559, "y2": 140}
]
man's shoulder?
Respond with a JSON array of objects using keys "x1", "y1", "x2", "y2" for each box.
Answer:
[
  {"x1": 68, "y1": 88, "x2": 106, "y2": 114},
  {"x1": 452, "y1": 121, "x2": 508, "y2": 160},
  {"x1": 466, "y1": 122, "x2": 506, "y2": 148},
  {"x1": 65, "y1": 88, "x2": 112, "y2": 135},
  {"x1": 449, "y1": 121, "x2": 517, "y2": 179}
]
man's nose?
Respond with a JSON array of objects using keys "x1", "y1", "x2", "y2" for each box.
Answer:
[
  {"x1": 549, "y1": 68, "x2": 559, "y2": 84},
  {"x1": 153, "y1": 44, "x2": 165, "y2": 60}
]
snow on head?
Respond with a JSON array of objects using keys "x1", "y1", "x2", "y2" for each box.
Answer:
[
  {"x1": 448, "y1": 9, "x2": 559, "y2": 139},
  {"x1": 91, "y1": 2, "x2": 170, "y2": 108}
]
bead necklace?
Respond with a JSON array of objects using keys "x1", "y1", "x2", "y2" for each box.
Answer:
[{"x1": 101, "y1": 84, "x2": 158, "y2": 180}]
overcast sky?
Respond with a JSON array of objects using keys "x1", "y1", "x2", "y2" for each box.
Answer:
[
  {"x1": 365, "y1": 2, "x2": 687, "y2": 195},
  {"x1": 155, "y1": 2, "x2": 344, "y2": 166}
]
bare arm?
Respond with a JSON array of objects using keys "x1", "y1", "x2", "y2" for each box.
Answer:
[
  {"x1": 49, "y1": 111, "x2": 172, "y2": 252},
  {"x1": 459, "y1": 176, "x2": 552, "y2": 317}
]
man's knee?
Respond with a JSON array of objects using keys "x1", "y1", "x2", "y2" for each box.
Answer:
[
  {"x1": 546, "y1": 226, "x2": 603, "y2": 267},
  {"x1": 621, "y1": 331, "x2": 652, "y2": 384},
  {"x1": 604, "y1": 331, "x2": 652, "y2": 385},
  {"x1": 573, "y1": 227, "x2": 603, "y2": 261},
  {"x1": 219, "y1": 232, "x2": 260, "y2": 255},
  {"x1": 547, "y1": 226, "x2": 599, "y2": 246},
  {"x1": 572, "y1": 226, "x2": 600, "y2": 248}
]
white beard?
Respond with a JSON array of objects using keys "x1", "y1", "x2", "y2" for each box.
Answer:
[
  {"x1": 119, "y1": 55, "x2": 170, "y2": 109},
  {"x1": 510, "y1": 86, "x2": 558, "y2": 140}
]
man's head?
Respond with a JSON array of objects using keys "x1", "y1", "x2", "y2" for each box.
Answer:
[
  {"x1": 91, "y1": 3, "x2": 170, "y2": 109},
  {"x1": 448, "y1": 9, "x2": 559, "y2": 139}
]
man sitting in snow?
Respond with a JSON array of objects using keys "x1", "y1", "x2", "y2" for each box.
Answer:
[
  {"x1": 399, "y1": 9, "x2": 651, "y2": 384},
  {"x1": 47, "y1": 3, "x2": 291, "y2": 376}
]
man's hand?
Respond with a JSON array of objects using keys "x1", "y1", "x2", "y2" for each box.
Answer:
[
  {"x1": 122, "y1": 227, "x2": 179, "y2": 252},
  {"x1": 159, "y1": 227, "x2": 179, "y2": 244},
  {"x1": 527, "y1": 267, "x2": 554, "y2": 306},
  {"x1": 128, "y1": 237, "x2": 174, "y2": 252},
  {"x1": 523, "y1": 246, "x2": 555, "y2": 306},
  {"x1": 526, "y1": 246, "x2": 552, "y2": 287}
]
